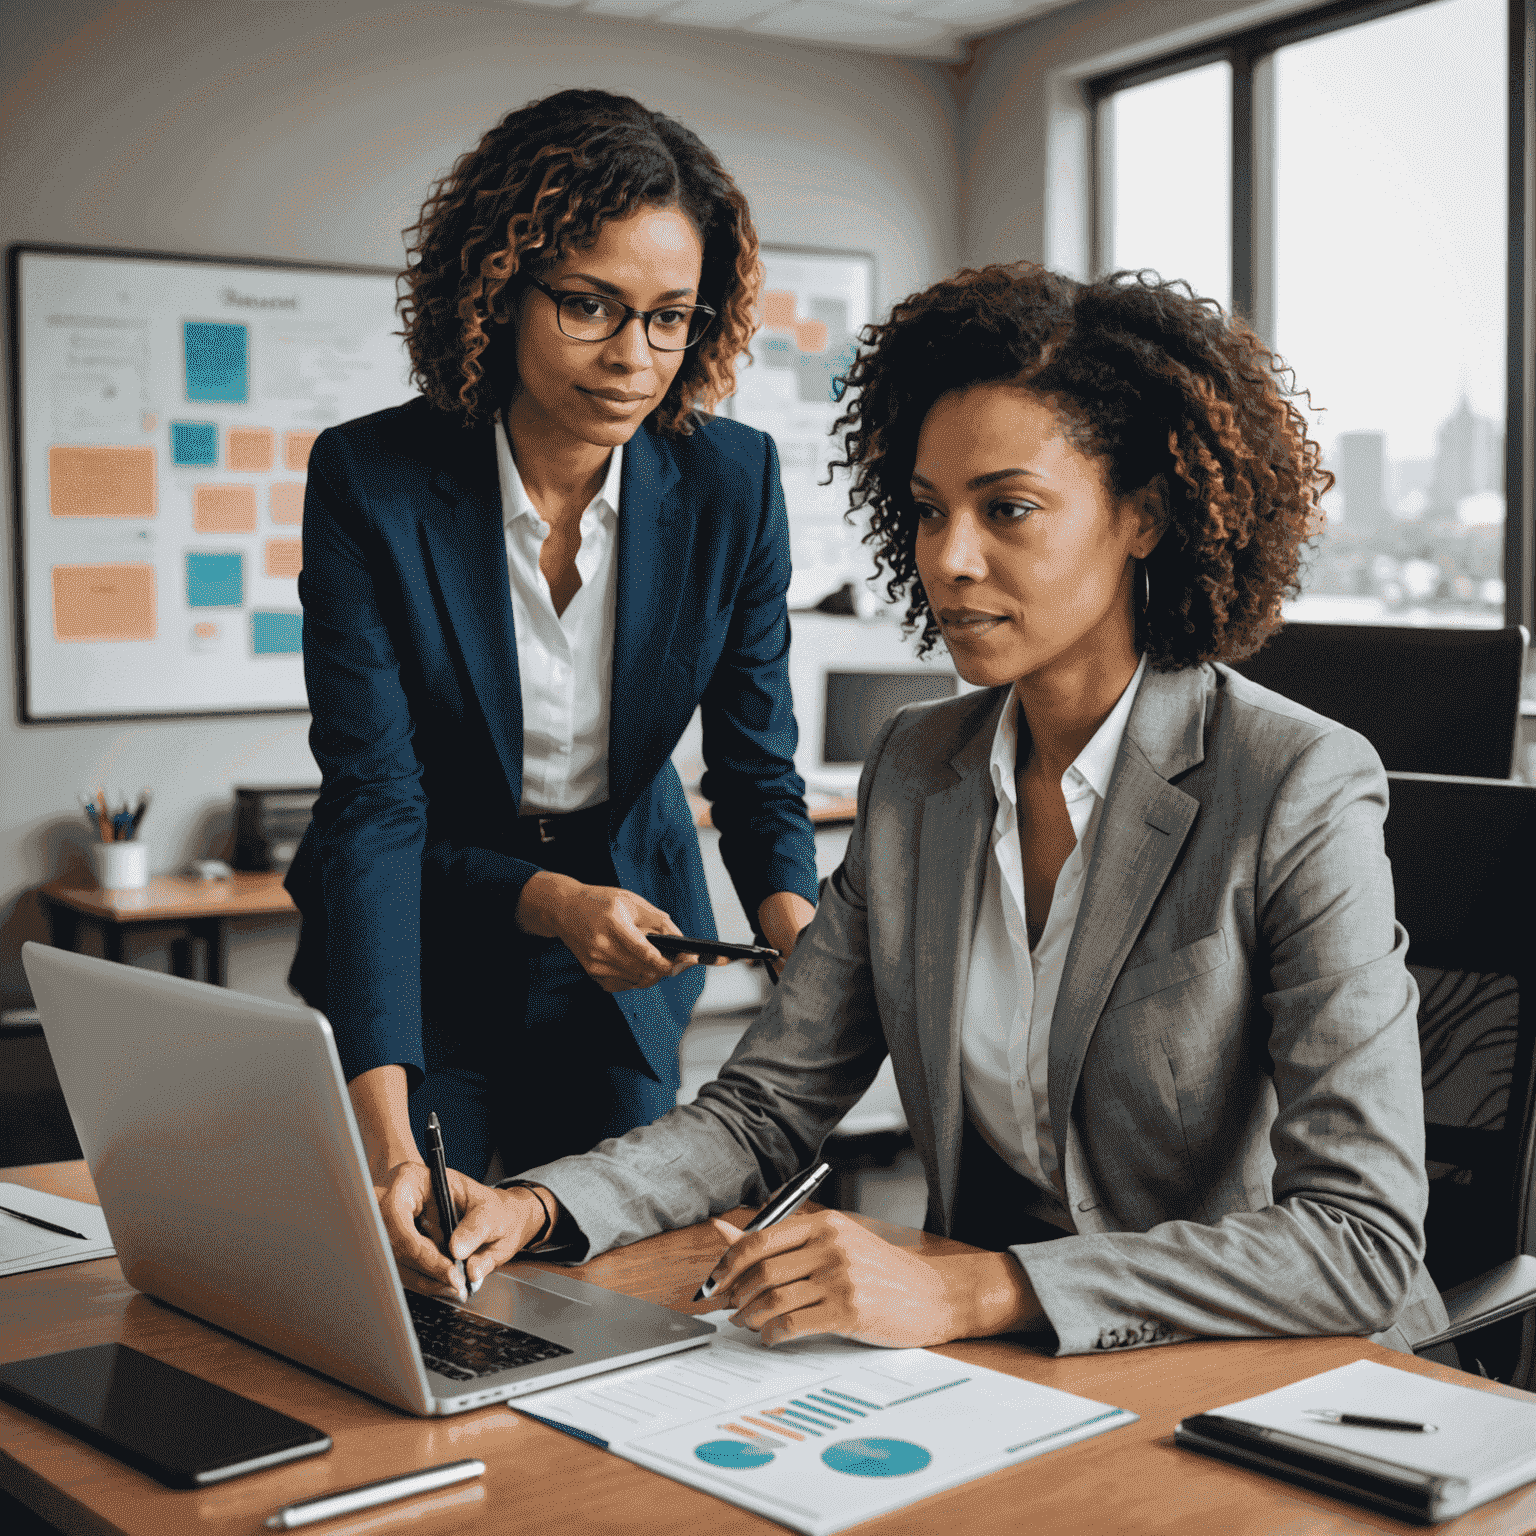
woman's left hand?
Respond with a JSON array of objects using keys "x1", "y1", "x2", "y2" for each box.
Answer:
[
  {"x1": 756, "y1": 891, "x2": 816, "y2": 974},
  {"x1": 706, "y1": 1209, "x2": 1043, "y2": 1348}
]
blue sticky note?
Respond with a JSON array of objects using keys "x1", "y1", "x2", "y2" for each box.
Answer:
[
  {"x1": 252, "y1": 610, "x2": 302, "y2": 655},
  {"x1": 186, "y1": 551, "x2": 244, "y2": 608},
  {"x1": 184, "y1": 321, "x2": 249, "y2": 403},
  {"x1": 170, "y1": 421, "x2": 218, "y2": 466}
]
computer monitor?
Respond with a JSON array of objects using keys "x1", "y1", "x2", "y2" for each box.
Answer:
[{"x1": 787, "y1": 613, "x2": 966, "y2": 795}]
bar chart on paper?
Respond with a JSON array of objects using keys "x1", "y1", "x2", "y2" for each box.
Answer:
[{"x1": 516, "y1": 1314, "x2": 1136, "y2": 1535}]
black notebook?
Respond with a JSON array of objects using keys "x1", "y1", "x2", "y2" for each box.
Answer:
[{"x1": 1176, "y1": 1359, "x2": 1536, "y2": 1524}]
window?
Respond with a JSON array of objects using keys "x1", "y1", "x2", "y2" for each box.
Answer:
[{"x1": 1092, "y1": 0, "x2": 1523, "y2": 628}]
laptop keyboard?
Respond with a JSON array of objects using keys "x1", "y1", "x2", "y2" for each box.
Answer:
[{"x1": 406, "y1": 1290, "x2": 574, "y2": 1382}]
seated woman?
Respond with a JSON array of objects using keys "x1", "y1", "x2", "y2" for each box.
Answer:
[{"x1": 391, "y1": 263, "x2": 1449, "y2": 1355}]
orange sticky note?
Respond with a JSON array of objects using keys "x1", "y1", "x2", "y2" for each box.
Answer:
[
  {"x1": 227, "y1": 426, "x2": 275, "y2": 472},
  {"x1": 270, "y1": 482, "x2": 304, "y2": 525},
  {"x1": 760, "y1": 291, "x2": 797, "y2": 330},
  {"x1": 794, "y1": 319, "x2": 828, "y2": 354},
  {"x1": 194, "y1": 483, "x2": 258, "y2": 533},
  {"x1": 52, "y1": 563, "x2": 157, "y2": 642},
  {"x1": 49, "y1": 445, "x2": 157, "y2": 520},
  {"x1": 264, "y1": 538, "x2": 302, "y2": 578},
  {"x1": 283, "y1": 430, "x2": 319, "y2": 472}
]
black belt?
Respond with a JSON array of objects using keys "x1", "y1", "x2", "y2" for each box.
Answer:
[{"x1": 510, "y1": 801, "x2": 611, "y2": 858}]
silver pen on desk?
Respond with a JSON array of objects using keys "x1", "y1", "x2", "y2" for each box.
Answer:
[
  {"x1": 694, "y1": 1161, "x2": 833, "y2": 1301},
  {"x1": 264, "y1": 1458, "x2": 486, "y2": 1529}
]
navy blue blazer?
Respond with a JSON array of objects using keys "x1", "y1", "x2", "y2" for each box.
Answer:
[{"x1": 285, "y1": 396, "x2": 818, "y2": 1088}]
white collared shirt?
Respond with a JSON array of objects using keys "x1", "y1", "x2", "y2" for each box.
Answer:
[
  {"x1": 960, "y1": 655, "x2": 1148, "y2": 1194},
  {"x1": 494, "y1": 418, "x2": 622, "y2": 815}
]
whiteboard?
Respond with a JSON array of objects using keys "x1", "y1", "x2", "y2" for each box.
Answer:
[
  {"x1": 725, "y1": 246, "x2": 875, "y2": 610},
  {"x1": 10, "y1": 245, "x2": 414, "y2": 721}
]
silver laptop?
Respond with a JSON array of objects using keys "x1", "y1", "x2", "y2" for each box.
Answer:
[{"x1": 21, "y1": 943, "x2": 715, "y2": 1416}]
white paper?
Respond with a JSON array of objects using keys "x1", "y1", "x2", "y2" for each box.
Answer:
[
  {"x1": 1206, "y1": 1358, "x2": 1536, "y2": 1496},
  {"x1": 515, "y1": 1312, "x2": 1135, "y2": 1536},
  {"x1": 0, "y1": 1184, "x2": 114, "y2": 1277}
]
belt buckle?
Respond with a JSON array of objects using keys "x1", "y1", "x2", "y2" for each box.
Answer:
[{"x1": 537, "y1": 816, "x2": 557, "y2": 846}]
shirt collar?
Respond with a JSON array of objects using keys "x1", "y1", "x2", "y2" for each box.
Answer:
[
  {"x1": 988, "y1": 652, "x2": 1149, "y2": 807},
  {"x1": 494, "y1": 415, "x2": 623, "y2": 528}
]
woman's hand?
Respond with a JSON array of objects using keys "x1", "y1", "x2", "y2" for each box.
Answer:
[
  {"x1": 756, "y1": 891, "x2": 816, "y2": 974},
  {"x1": 704, "y1": 1209, "x2": 1044, "y2": 1348},
  {"x1": 374, "y1": 1157, "x2": 552, "y2": 1301},
  {"x1": 516, "y1": 871, "x2": 700, "y2": 990}
]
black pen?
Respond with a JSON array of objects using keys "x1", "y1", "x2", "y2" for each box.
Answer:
[
  {"x1": 1303, "y1": 1409, "x2": 1439, "y2": 1432},
  {"x1": 0, "y1": 1203, "x2": 88, "y2": 1241},
  {"x1": 694, "y1": 1161, "x2": 833, "y2": 1301},
  {"x1": 424, "y1": 1112, "x2": 468, "y2": 1299}
]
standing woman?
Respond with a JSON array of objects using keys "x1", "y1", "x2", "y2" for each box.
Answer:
[{"x1": 285, "y1": 90, "x2": 818, "y2": 1290}]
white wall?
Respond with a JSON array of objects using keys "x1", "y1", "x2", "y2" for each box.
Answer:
[{"x1": 0, "y1": 0, "x2": 962, "y2": 1007}]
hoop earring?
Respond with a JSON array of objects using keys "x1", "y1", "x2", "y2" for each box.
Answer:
[{"x1": 1139, "y1": 560, "x2": 1151, "y2": 614}]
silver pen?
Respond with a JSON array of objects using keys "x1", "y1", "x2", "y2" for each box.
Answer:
[
  {"x1": 264, "y1": 1458, "x2": 486, "y2": 1529},
  {"x1": 694, "y1": 1161, "x2": 833, "y2": 1301}
]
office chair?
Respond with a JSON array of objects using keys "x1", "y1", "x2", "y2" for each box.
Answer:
[
  {"x1": 1384, "y1": 773, "x2": 1536, "y2": 1386},
  {"x1": 1233, "y1": 623, "x2": 1528, "y2": 778}
]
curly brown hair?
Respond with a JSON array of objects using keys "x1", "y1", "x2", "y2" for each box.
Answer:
[
  {"x1": 831, "y1": 263, "x2": 1331, "y2": 667},
  {"x1": 398, "y1": 89, "x2": 760, "y2": 435}
]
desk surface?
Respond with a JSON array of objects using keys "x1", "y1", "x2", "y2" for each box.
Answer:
[
  {"x1": 4, "y1": 1162, "x2": 1534, "y2": 1536},
  {"x1": 37, "y1": 873, "x2": 296, "y2": 924}
]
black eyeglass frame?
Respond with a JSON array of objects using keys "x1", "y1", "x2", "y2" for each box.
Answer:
[{"x1": 523, "y1": 275, "x2": 717, "y2": 352}]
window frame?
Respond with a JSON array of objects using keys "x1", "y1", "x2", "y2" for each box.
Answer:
[{"x1": 1086, "y1": 0, "x2": 1534, "y2": 633}]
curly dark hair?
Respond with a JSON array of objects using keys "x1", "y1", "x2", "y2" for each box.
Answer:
[
  {"x1": 398, "y1": 89, "x2": 760, "y2": 435},
  {"x1": 831, "y1": 263, "x2": 1331, "y2": 667}
]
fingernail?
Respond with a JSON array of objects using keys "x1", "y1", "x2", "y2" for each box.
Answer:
[{"x1": 470, "y1": 1277, "x2": 483, "y2": 1295}]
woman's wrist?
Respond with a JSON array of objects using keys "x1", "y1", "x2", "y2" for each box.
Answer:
[
  {"x1": 515, "y1": 870, "x2": 582, "y2": 938},
  {"x1": 935, "y1": 1251, "x2": 1043, "y2": 1339}
]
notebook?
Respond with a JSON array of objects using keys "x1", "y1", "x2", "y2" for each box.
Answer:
[
  {"x1": 0, "y1": 1184, "x2": 114, "y2": 1278},
  {"x1": 1176, "y1": 1358, "x2": 1536, "y2": 1523}
]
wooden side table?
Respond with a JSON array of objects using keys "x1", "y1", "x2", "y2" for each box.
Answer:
[{"x1": 37, "y1": 872, "x2": 297, "y2": 987}]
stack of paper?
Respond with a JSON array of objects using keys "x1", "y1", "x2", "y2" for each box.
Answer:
[
  {"x1": 515, "y1": 1312, "x2": 1135, "y2": 1536},
  {"x1": 0, "y1": 1184, "x2": 114, "y2": 1278}
]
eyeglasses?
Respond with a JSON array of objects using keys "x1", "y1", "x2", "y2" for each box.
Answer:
[{"x1": 524, "y1": 275, "x2": 716, "y2": 352}]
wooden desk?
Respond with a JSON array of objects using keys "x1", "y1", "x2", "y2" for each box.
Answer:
[
  {"x1": 37, "y1": 875, "x2": 296, "y2": 988},
  {"x1": 4, "y1": 1161, "x2": 1535, "y2": 1536}
]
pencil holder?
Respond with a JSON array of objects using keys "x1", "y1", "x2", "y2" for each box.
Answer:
[{"x1": 90, "y1": 841, "x2": 149, "y2": 891}]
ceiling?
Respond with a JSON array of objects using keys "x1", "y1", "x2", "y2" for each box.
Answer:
[{"x1": 497, "y1": 0, "x2": 1081, "y2": 61}]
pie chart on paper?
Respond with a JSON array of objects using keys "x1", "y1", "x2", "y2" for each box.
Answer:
[
  {"x1": 821, "y1": 1438, "x2": 933, "y2": 1477},
  {"x1": 694, "y1": 1439, "x2": 775, "y2": 1470}
]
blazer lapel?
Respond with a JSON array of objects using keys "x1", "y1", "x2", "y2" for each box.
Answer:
[
  {"x1": 607, "y1": 426, "x2": 685, "y2": 824},
  {"x1": 914, "y1": 689, "x2": 1007, "y2": 1234},
  {"x1": 418, "y1": 417, "x2": 526, "y2": 807},
  {"x1": 1046, "y1": 665, "x2": 1213, "y2": 1161}
]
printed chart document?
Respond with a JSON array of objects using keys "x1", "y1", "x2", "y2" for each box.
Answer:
[
  {"x1": 0, "y1": 1184, "x2": 114, "y2": 1278},
  {"x1": 514, "y1": 1312, "x2": 1135, "y2": 1535},
  {"x1": 1176, "y1": 1359, "x2": 1536, "y2": 1523}
]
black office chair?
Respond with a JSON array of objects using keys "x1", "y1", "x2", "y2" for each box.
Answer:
[
  {"x1": 1383, "y1": 773, "x2": 1536, "y2": 1385},
  {"x1": 1233, "y1": 623, "x2": 1528, "y2": 778}
]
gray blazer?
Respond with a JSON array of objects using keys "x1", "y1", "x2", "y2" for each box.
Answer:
[{"x1": 520, "y1": 662, "x2": 1449, "y2": 1356}]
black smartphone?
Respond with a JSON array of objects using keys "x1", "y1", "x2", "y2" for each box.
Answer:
[
  {"x1": 646, "y1": 933, "x2": 781, "y2": 964},
  {"x1": 0, "y1": 1343, "x2": 331, "y2": 1488}
]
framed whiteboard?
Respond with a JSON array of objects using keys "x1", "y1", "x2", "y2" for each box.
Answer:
[
  {"x1": 8, "y1": 243, "x2": 414, "y2": 722},
  {"x1": 726, "y1": 245, "x2": 876, "y2": 610}
]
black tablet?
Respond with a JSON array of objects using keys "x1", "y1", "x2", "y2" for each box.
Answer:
[{"x1": 0, "y1": 1343, "x2": 331, "y2": 1488}]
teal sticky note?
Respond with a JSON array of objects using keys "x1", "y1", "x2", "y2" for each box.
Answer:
[
  {"x1": 252, "y1": 610, "x2": 302, "y2": 655},
  {"x1": 184, "y1": 321, "x2": 248, "y2": 403},
  {"x1": 187, "y1": 552, "x2": 243, "y2": 608},
  {"x1": 170, "y1": 421, "x2": 218, "y2": 466}
]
